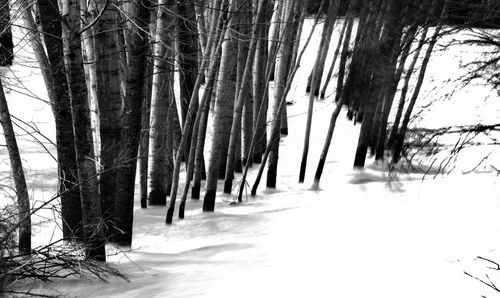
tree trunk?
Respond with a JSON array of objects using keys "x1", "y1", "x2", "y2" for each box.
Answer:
[
  {"x1": 353, "y1": 0, "x2": 402, "y2": 168},
  {"x1": 298, "y1": 0, "x2": 339, "y2": 183},
  {"x1": 166, "y1": 0, "x2": 228, "y2": 221},
  {"x1": 192, "y1": 0, "x2": 225, "y2": 200},
  {"x1": 176, "y1": 28, "x2": 225, "y2": 220},
  {"x1": 392, "y1": 0, "x2": 449, "y2": 164},
  {"x1": 114, "y1": 0, "x2": 152, "y2": 246},
  {"x1": 148, "y1": 0, "x2": 176, "y2": 206},
  {"x1": 319, "y1": 18, "x2": 348, "y2": 99},
  {"x1": 138, "y1": 3, "x2": 158, "y2": 209},
  {"x1": 388, "y1": 27, "x2": 428, "y2": 148},
  {"x1": 251, "y1": 0, "x2": 273, "y2": 163},
  {"x1": 0, "y1": 79, "x2": 31, "y2": 255},
  {"x1": 0, "y1": 0, "x2": 13, "y2": 66},
  {"x1": 92, "y1": 0, "x2": 123, "y2": 230},
  {"x1": 223, "y1": 0, "x2": 265, "y2": 194},
  {"x1": 333, "y1": 17, "x2": 354, "y2": 103},
  {"x1": 79, "y1": 0, "x2": 100, "y2": 163},
  {"x1": 177, "y1": 0, "x2": 199, "y2": 158},
  {"x1": 61, "y1": 0, "x2": 105, "y2": 261},
  {"x1": 34, "y1": 0, "x2": 83, "y2": 240},
  {"x1": 374, "y1": 23, "x2": 417, "y2": 161},
  {"x1": 203, "y1": 0, "x2": 238, "y2": 212},
  {"x1": 305, "y1": 0, "x2": 338, "y2": 96},
  {"x1": 247, "y1": 0, "x2": 325, "y2": 197}
]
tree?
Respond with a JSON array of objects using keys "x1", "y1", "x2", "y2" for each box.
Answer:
[
  {"x1": 148, "y1": 0, "x2": 176, "y2": 206},
  {"x1": 203, "y1": 0, "x2": 238, "y2": 212},
  {"x1": 114, "y1": 0, "x2": 152, "y2": 246},
  {"x1": 392, "y1": 0, "x2": 450, "y2": 164},
  {"x1": 0, "y1": 0, "x2": 13, "y2": 66},
  {"x1": 223, "y1": 0, "x2": 268, "y2": 194},
  {"x1": 298, "y1": 0, "x2": 340, "y2": 183},
  {"x1": 353, "y1": 0, "x2": 404, "y2": 168},
  {"x1": 60, "y1": 0, "x2": 105, "y2": 261},
  {"x1": 0, "y1": 79, "x2": 31, "y2": 255},
  {"x1": 91, "y1": 0, "x2": 123, "y2": 228},
  {"x1": 177, "y1": 0, "x2": 199, "y2": 157},
  {"x1": 28, "y1": 0, "x2": 83, "y2": 240}
]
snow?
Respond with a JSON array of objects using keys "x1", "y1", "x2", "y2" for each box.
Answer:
[{"x1": 3, "y1": 20, "x2": 500, "y2": 297}]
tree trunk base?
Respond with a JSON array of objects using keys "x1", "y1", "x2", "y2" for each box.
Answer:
[
  {"x1": 191, "y1": 182, "x2": 201, "y2": 199},
  {"x1": 178, "y1": 201, "x2": 186, "y2": 219},
  {"x1": 203, "y1": 189, "x2": 216, "y2": 211},
  {"x1": 148, "y1": 189, "x2": 167, "y2": 205},
  {"x1": 223, "y1": 179, "x2": 232, "y2": 194},
  {"x1": 166, "y1": 207, "x2": 174, "y2": 224}
]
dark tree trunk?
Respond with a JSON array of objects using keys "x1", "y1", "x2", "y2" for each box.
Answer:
[
  {"x1": 36, "y1": 0, "x2": 83, "y2": 240},
  {"x1": 0, "y1": 80, "x2": 31, "y2": 255},
  {"x1": 114, "y1": 0, "x2": 152, "y2": 246},
  {"x1": 0, "y1": 0, "x2": 13, "y2": 66},
  {"x1": 320, "y1": 19, "x2": 348, "y2": 99},
  {"x1": 223, "y1": 0, "x2": 265, "y2": 194},
  {"x1": 61, "y1": 0, "x2": 105, "y2": 261},
  {"x1": 92, "y1": 0, "x2": 123, "y2": 231},
  {"x1": 392, "y1": 0, "x2": 449, "y2": 164},
  {"x1": 177, "y1": 0, "x2": 199, "y2": 157},
  {"x1": 353, "y1": 0, "x2": 402, "y2": 168}
]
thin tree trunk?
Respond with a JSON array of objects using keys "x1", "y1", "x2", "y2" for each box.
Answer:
[
  {"x1": 178, "y1": 32, "x2": 225, "y2": 219},
  {"x1": 305, "y1": 0, "x2": 338, "y2": 95},
  {"x1": 192, "y1": 0, "x2": 225, "y2": 200},
  {"x1": 0, "y1": 79, "x2": 31, "y2": 255},
  {"x1": 223, "y1": 0, "x2": 266, "y2": 194},
  {"x1": 248, "y1": 0, "x2": 323, "y2": 194},
  {"x1": 298, "y1": 0, "x2": 339, "y2": 183},
  {"x1": 61, "y1": 0, "x2": 105, "y2": 261},
  {"x1": 166, "y1": 1, "x2": 228, "y2": 221},
  {"x1": 374, "y1": 23, "x2": 417, "y2": 160},
  {"x1": 319, "y1": 18, "x2": 348, "y2": 99},
  {"x1": 392, "y1": 0, "x2": 449, "y2": 164},
  {"x1": 333, "y1": 16, "x2": 354, "y2": 103},
  {"x1": 138, "y1": 2, "x2": 157, "y2": 209},
  {"x1": 388, "y1": 27, "x2": 428, "y2": 148},
  {"x1": 353, "y1": 0, "x2": 402, "y2": 168},
  {"x1": 79, "y1": 0, "x2": 100, "y2": 163},
  {"x1": 251, "y1": 0, "x2": 273, "y2": 163}
]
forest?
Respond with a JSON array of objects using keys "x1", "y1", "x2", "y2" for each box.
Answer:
[{"x1": 1, "y1": 0, "x2": 500, "y2": 296}]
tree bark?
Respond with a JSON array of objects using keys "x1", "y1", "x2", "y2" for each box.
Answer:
[
  {"x1": 177, "y1": 0, "x2": 199, "y2": 158},
  {"x1": 223, "y1": 0, "x2": 266, "y2": 194},
  {"x1": 92, "y1": 0, "x2": 123, "y2": 230},
  {"x1": 0, "y1": 79, "x2": 31, "y2": 255},
  {"x1": 114, "y1": 0, "x2": 152, "y2": 246},
  {"x1": 298, "y1": 0, "x2": 339, "y2": 183},
  {"x1": 203, "y1": 0, "x2": 238, "y2": 212},
  {"x1": 61, "y1": 0, "x2": 105, "y2": 261},
  {"x1": 319, "y1": 18, "x2": 348, "y2": 99},
  {"x1": 392, "y1": 0, "x2": 449, "y2": 164},
  {"x1": 34, "y1": 0, "x2": 83, "y2": 239},
  {"x1": 388, "y1": 27, "x2": 428, "y2": 148},
  {"x1": 148, "y1": 0, "x2": 176, "y2": 206},
  {"x1": 0, "y1": 0, "x2": 13, "y2": 66}
]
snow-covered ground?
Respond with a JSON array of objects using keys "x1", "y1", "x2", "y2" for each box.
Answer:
[{"x1": 3, "y1": 20, "x2": 500, "y2": 297}]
